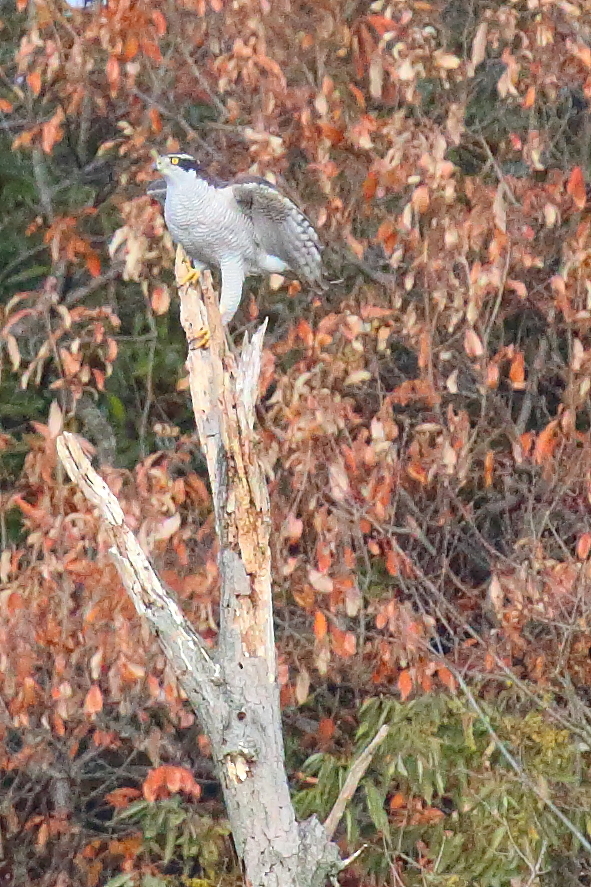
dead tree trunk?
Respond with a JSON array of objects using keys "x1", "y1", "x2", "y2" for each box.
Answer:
[{"x1": 57, "y1": 251, "x2": 386, "y2": 887}]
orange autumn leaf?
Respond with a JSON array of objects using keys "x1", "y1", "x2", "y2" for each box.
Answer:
[
  {"x1": 106, "y1": 56, "x2": 120, "y2": 95},
  {"x1": 437, "y1": 666, "x2": 456, "y2": 693},
  {"x1": 151, "y1": 285, "x2": 170, "y2": 315},
  {"x1": 522, "y1": 85, "x2": 536, "y2": 109},
  {"x1": 567, "y1": 166, "x2": 586, "y2": 210},
  {"x1": 533, "y1": 419, "x2": 561, "y2": 465},
  {"x1": 411, "y1": 185, "x2": 430, "y2": 213},
  {"x1": 123, "y1": 35, "x2": 139, "y2": 60},
  {"x1": 398, "y1": 669, "x2": 413, "y2": 701},
  {"x1": 41, "y1": 107, "x2": 64, "y2": 154},
  {"x1": 385, "y1": 548, "x2": 399, "y2": 576},
  {"x1": 363, "y1": 171, "x2": 378, "y2": 199},
  {"x1": 377, "y1": 218, "x2": 397, "y2": 253},
  {"x1": 0, "y1": 98, "x2": 13, "y2": 112},
  {"x1": 107, "y1": 835, "x2": 143, "y2": 859},
  {"x1": 313, "y1": 609, "x2": 327, "y2": 640},
  {"x1": 149, "y1": 107, "x2": 163, "y2": 134},
  {"x1": 389, "y1": 792, "x2": 406, "y2": 810},
  {"x1": 577, "y1": 533, "x2": 591, "y2": 560},
  {"x1": 330, "y1": 625, "x2": 356, "y2": 658},
  {"x1": 421, "y1": 672, "x2": 434, "y2": 693},
  {"x1": 86, "y1": 253, "x2": 101, "y2": 278},
  {"x1": 27, "y1": 71, "x2": 42, "y2": 96},
  {"x1": 36, "y1": 821, "x2": 49, "y2": 850},
  {"x1": 508, "y1": 352, "x2": 525, "y2": 390},
  {"x1": 407, "y1": 462, "x2": 428, "y2": 485},
  {"x1": 151, "y1": 9, "x2": 167, "y2": 35},
  {"x1": 105, "y1": 787, "x2": 142, "y2": 809},
  {"x1": 143, "y1": 765, "x2": 200, "y2": 802},
  {"x1": 415, "y1": 806, "x2": 445, "y2": 825},
  {"x1": 84, "y1": 684, "x2": 103, "y2": 715},
  {"x1": 317, "y1": 717, "x2": 335, "y2": 743}
]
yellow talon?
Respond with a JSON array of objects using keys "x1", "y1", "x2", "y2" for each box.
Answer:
[
  {"x1": 178, "y1": 262, "x2": 201, "y2": 287},
  {"x1": 189, "y1": 326, "x2": 211, "y2": 350}
]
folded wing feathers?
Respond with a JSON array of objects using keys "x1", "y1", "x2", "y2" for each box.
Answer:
[
  {"x1": 229, "y1": 178, "x2": 323, "y2": 287},
  {"x1": 146, "y1": 177, "x2": 167, "y2": 206}
]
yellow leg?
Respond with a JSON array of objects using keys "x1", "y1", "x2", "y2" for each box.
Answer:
[
  {"x1": 178, "y1": 257, "x2": 202, "y2": 287},
  {"x1": 189, "y1": 326, "x2": 211, "y2": 350},
  {"x1": 175, "y1": 247, "x2": 209, "y2": 347}
]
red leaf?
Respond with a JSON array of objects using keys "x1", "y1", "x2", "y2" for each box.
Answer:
[
  {"x1": 567, "y1": 166, "x2": 586, "y2": 210},
  {"x1": 397, "y1": 669, "x2": 413, "y2": 701}
]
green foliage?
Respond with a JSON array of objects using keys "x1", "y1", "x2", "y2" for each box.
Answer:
[
  {"x1": 294, "y1": 694, "x2": 591, "y2": 886},
  {"x1": 111, "y1": 797, "x2": 230, "y2": 881}
]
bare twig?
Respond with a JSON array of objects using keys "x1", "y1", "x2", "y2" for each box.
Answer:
[
  {"x1": 64, "y1": 262, "x2": 124, "y2": 306},
  {"x1": 477, "y1": 133, "x2": 519, "y2": 206},
  {"x1": 324, "y1": 724, "x2": 389, "y2": 840},
  {"x1": 449, "y1": 664, "x2": 591, "y2": 854}
]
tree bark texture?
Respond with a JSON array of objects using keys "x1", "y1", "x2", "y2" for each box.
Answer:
[{"x1": 57, "y1": 252, "x2": 340, "y2": 887}]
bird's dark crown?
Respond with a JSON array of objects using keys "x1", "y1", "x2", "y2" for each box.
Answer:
[{"x1": 166, "y1": 153, "x2": 201, "y2": 172}]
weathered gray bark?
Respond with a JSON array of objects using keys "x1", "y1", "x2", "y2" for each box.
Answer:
[{"x1": 57, "y1": 251, "x2": 385, "y2": 887}]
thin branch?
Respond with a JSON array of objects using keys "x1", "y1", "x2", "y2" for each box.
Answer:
[
  {"x1": 324, "y1": 724, "x2": 389, "y2": 840},
  {"x1": 451, "y1": 667, "x2": 591, "y2": 854},
  {"x1": 64, "y1": 262, "x2": 124, "y2": 306},
  {"x1": 55, "y1": 432, "x2": 221, "y2": 722},
  {"x1": 477, "y1": 133, "x2": 519, "y2": 205}
]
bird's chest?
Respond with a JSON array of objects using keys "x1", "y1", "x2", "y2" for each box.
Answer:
[{"x1": 164, "y1": 186, "x2": 254, "y2": 266}]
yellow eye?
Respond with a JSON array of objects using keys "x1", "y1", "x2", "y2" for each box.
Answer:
[{"x1": 171, "y1": 157, "x2": 179, "y2": 165}]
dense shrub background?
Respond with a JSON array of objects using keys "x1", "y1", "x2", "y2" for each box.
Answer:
[{"x1": 1, "y1": 0, "x2": 591, "y2": 884}]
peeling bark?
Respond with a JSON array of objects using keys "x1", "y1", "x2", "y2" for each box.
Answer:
[{"x1": 56, "y1": 250, "x2": 386, "y2": 887}]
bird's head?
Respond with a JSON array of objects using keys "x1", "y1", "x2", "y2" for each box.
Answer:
[{"x1": 154, "y1": 153, "x2": 200, "y2": 180}]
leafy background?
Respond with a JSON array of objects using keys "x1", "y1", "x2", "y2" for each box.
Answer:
[{"x1": 1, "y1": 0, "x2": 591, "y2": 884}]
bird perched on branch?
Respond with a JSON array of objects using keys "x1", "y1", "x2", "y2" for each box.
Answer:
[{"x1": 148, "y1": 153, "x2": 323, "y2": 326}]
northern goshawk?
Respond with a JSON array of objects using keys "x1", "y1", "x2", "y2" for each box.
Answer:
[{"x1": 148, "y1": 153, "x2": 323, "y2": 324}]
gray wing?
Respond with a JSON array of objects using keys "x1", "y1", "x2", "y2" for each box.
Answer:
[
  {"x1": 229, "y1": 177, "x2": 323, "y2": 287},
  {"x1": 146, "y1": 178, "x2": 167, "y2": 206}
]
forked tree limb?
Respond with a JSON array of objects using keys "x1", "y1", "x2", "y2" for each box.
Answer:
[{"x1": 56, "y1": 246, "x2": 386, "y2": 887}]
